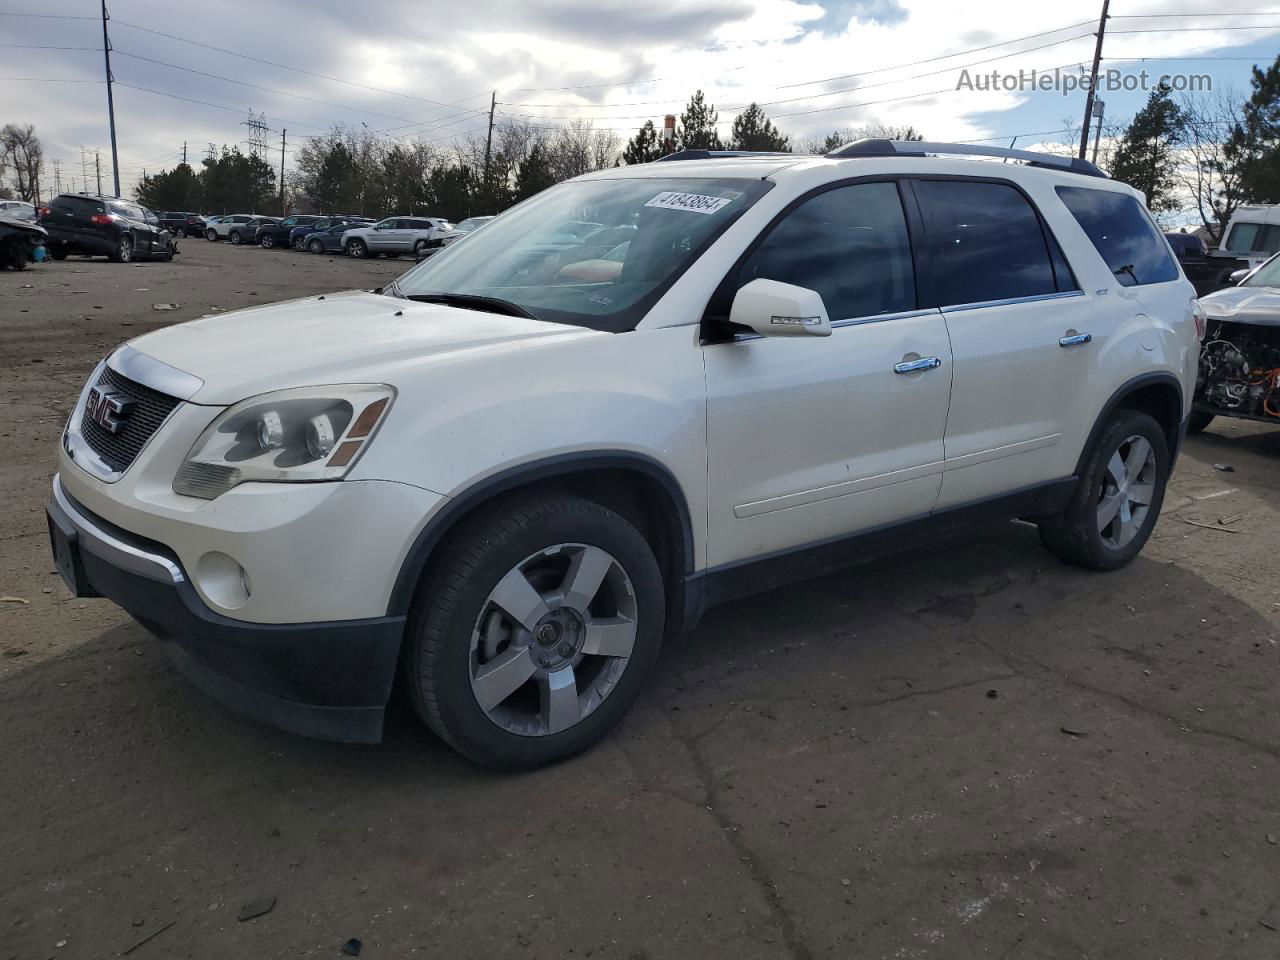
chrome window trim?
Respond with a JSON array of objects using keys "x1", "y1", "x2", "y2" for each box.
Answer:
[
  {"x1": 107, "y1": 344, "x2": 205, "y2": 402},
  {"x1": 942, "y1": 290, "x2": 1085, "y2": 313},
  {"x1": 52, "y1": 474, "x2": 185, "y2": 584},
  {"x1": 730, "y1": 307, "x2": 941, "y2": 342}
]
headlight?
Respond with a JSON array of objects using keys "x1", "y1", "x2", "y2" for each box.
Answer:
[{"x1": 173, "y1": 384, "x2": 394, "y2": 499}]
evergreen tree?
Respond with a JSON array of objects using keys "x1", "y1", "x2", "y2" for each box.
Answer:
[
  {"x1": 514, "y1": 142, "x2": 556, "y2": 201},
  {"x1": 678, "y1": 90, "x2": 722, "y2": 150},
  {"x1": 135, "y1": 162, "x2": 202, "y2": 211},
  {"x1": 1226, "y1": 54, "x2": 1280, "y2": 203},
  {"x1": 623, "y1": 120, "x2": 664, "y2": 164},
  {"x1": 1108, "y1": 83, "x2": 1185, "y2": 213},
  {"x1": 729, "y1": 103, "x2": 790, "y2": 152},
  {"x1": 426, "y1": 164, "x2": 475, "y2": 221}
]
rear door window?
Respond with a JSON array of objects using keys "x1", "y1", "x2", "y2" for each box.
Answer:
[
  {"x1": 736, "y1": 181, "x2": 917, "y2": 321},
  {"x1": 914, "y1": 180, "x2": 1060, "y2": 305},
  {"x1": 1055, "y1": 186, "x2": 1179, "y2": 286}
]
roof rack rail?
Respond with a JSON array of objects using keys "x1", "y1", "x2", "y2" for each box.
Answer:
[
  {"x1": 826, "y1": 139, "x2": 1108, "y2": 178},
  {"x1": 655, "y1": 149, "x2": 795, "y2": 162}
]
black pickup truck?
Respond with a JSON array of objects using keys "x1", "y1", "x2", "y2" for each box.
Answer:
[{"x1": 1165, "y1": 233, "x2": 1247, "y2": 297}]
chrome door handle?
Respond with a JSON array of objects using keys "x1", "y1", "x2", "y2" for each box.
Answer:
[
  {"x1": 893, "y1": 356, "x2": 943, "y2": 374},
  {"x1": 1059, "y1": 332, "x2": 1092, "y2": 347}
]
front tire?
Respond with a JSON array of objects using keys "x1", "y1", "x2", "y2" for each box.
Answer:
[
  {"x1": 1187, "y1": 410, "x2": 1214, "y2": 435},
  {"x1": 206, "y1": 229, "x2": 218, "y2": 241},
  {"x1": 406, "y1": 494, "x2": 665, "y2": 770},
  {"x1": 229, "y1": 230, "x2": 242, "y2": 245},
  {"x1": 347, "y1": 239, "x2": 367, "y2": 258},
  {"x1": 260, "y1": 233, "x2": 275, "y2": 249},
  {"x1": 293, "y1": 236, "x2": 306, "y2": 251},
  {"x1": 176, "y1": 227, "x2": 187, "y2": 239},
  {"x1": 307, "y1": 238, "x2": 324, "y2": 254},
  {"x1": 1038, "y1": 410, "x2": 1169, "y2": 571}
]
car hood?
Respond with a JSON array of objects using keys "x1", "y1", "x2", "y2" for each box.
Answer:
[
  {"x1": 1200, "y1": 285, "x2": 1280, "y2": 326},
  {"x1": 121, "y1": 290, "x2": 603, "y2": 405}
]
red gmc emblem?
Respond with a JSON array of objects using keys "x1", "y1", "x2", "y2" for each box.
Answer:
[{"x1": 84, "y1": 386, "x2": 135, "y2": 434}]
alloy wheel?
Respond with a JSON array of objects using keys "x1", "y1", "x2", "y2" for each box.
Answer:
[
  {"x1": 348, "y1": 240, "x2": 366, "y2": 258},
  {"x1": 261, "y1": 234, "x2": 275, "y2": 248},
  {"x1": 118, "y1": 236, "x2": 133, "y2": 262},
  {"x1": 469, "y1": 543, "x2": 638, "y2": 737},
  {"x1": 1097, "y1": 434, "x2": 1157, "y2": 550}
]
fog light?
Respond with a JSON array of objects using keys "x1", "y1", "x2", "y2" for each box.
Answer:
[{"x1": 195, "y1": 551, "x2": 251, "y2": 610}]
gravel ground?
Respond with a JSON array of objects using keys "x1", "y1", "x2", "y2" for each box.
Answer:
[{"x1": 2, "y1": 240, "x2": 1280, "y2": 960}]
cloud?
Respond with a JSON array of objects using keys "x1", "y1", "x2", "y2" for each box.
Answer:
[{"x1": 800, "y1": 0, "x2": 909, "y2": 36}]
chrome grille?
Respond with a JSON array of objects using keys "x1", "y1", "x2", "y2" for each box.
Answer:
[{"x1": 78, "y1": 365, "x2": 181, "y2": 472}]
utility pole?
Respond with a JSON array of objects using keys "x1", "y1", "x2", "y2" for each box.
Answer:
[
  {"x1": 1078, "y1": 0, "x2": 1110, "y2": 160},
  {"x1": 482, "y1": 90, "x2": 496, "y2": 203},
  {"x1": 52, "y1": 159, "x2": 62, "y2": 194},
  {"x1": 100, "y1": 0, "x2": 121, "y2": 196},
  {"x1": 279, "y1": 128, "x2": 287, "y2": 216},
  {"x1": 1090, "y1": 98, "x2": 1106, "y2": 165},
  {"x1": 95, "y1": 150, "x2": 103, "y2": 195},
  {"x1": 182, "y1": 140, "x2": 187, "y2": 164}
]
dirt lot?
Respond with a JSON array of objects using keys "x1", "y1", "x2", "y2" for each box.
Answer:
[{"x1": 3, "y1": 239, "x2": 1280, "y2": 960}]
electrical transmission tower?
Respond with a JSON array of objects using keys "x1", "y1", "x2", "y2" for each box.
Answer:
[{"x1": 242, "y1": 111, "x2": 271, "y2": 159}]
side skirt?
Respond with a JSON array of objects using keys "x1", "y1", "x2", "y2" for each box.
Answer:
[{"x1": 678, "y1": 477, "x2": 1077, "y2": 631}]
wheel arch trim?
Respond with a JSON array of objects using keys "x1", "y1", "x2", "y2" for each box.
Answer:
[
  {"x1": 1075, "y1": 371, "x2": 1185, "y2": 477},
  {"x1": 386, "y1": 451, "x2": 697, "y2": 619}
]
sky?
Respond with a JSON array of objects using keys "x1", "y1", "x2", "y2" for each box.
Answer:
[{"x1": 1, "y1": 0, "x2": 1277, "y2": 200}]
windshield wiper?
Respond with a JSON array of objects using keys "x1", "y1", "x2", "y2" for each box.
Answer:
[{"x1": 402, "y1": 292, "x2": 538, "y2": 320}]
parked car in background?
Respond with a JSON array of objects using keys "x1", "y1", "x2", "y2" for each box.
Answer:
[
  {"x1": 304, "y1": 221, "x2": 368, "y2": 254},
  {"x1": 39, "y1": 193, "x2": 175, "y2": 263},
  {"x1": 288, "y1": 216, "x2": 365, "y2": 251},
  {"x1": 1218, "y1": 205, "x2": 1280, "y2": 270},
  {"x1": 1165, "y1": 232, "x2": 1238, "y2": 298},
  {"x1": 46, "y1": 143, "x2": 1198, "y2": 768},
  {"x1": 257, "y1": 215, "x2": 323, "y2": 249},
  {"x1": 155, "y1": 212, "x2": 206, "y2": 238},
  {"x1": 206, "y1": 214, "x2": 270, "y2": 244},
  {"x1": 1190, "y1": 251, "x2": 1280, "y2": 434},
  {"x1": 416, "y1": 215, "x2": 493, "y2": 258},
  {"x1": 0, "y1": 199, "x2": 36, "y2": 220},
  {"x1": 341, "y1": 216, "x2": 451, "y2": 259}
]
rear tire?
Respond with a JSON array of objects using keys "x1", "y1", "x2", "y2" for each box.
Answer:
[
  {"x1": 108, "y1": 234, "x2": 133, "y2": 263},
  {"x1": 292, "y1": 236, "x2": 306, "y2": 251},
  {"x1": 1038, "y1": 409, "x2": 1169, "y2": 571},
  {"x1": 1187, "y1": 411, "x2": 1214, "y2": 435},
  {"x1": 406, "y1": 493, "x2": 665, "y2": 770},
  {"x1": 49, "y1": 246, "x2": 67, "y2": 261}
]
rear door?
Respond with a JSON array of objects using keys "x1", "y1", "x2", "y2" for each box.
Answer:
[
  {"x1": 912, "y1": 178, "x2": 1095, "y2": 508},
  {"x1": 46, "y1": 195, "x2": 107, "y2": 244},
  {"x1": 703, "y1": 179, "x2": 953, "y2": 567}
]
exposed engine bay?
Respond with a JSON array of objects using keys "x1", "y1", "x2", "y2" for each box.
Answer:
[{"x1": 1196, "y1": 319, "x2": 1280, "y2": 419}]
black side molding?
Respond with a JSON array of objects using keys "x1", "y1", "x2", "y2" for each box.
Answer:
[{"x1": 681, "y1": 477, "x2": 1076, "y2": 626}]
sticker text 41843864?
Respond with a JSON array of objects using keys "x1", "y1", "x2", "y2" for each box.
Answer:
[{"x1": 643, "y1": 192, "x2": 734, "y2": 215}]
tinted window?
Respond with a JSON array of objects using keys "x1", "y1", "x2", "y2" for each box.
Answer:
[
  {"x1": 1227, "y1": 222, "x2": 1280, "y2": 255},
  {"x1": 1055, "y1": 186, "x2": 1179, "y2": 287},
  {"x1": 53, "y1": 196, "x2": 106, "y2": 215},
  {"x1": 915, "y1": 180, "x2": 1057, "y2": 304},
  {"x1": 738, "y1": 181, "x2": 916, "y2": 320}
]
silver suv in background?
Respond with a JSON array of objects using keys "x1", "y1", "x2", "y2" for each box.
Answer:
[{"x1": 342, "y1": 216, "x2": 452, "y2": 259}]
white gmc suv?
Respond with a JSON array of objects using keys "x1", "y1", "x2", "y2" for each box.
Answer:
[{"x1": 47, "y1": 141, "x2": 1202, "y2": 769}]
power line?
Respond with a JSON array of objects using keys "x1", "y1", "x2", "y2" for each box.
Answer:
[
  {"x1": 0, "y1": 12, "x2": 98, "y2": 19},
  {"x1": 0, "y1": 44, "x2": 99, "y2": 50},
  {"x1": 110, "y1": 19, "x2": 495, "y2": 119},
  {"x1": 113, "y1": 81, "x2": 327, "y2": 129},
  {"x1": 1110, "y1": 11, "x2": 1280, "y2": 17},
  {"x1": 1110, "y1": 24, "x2": 1280, "y2": 33}
]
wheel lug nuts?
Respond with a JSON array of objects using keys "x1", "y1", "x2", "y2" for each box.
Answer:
[
  {"x1": 559, "y1": 644, "x2": 573, "y2": 657},
  {"x1": 538, "y1": 655, "x2": 551, "y2": 668}
]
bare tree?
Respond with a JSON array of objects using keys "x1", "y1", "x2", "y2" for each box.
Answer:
[
  {"x1": 1176, "y1": 88, "x2": 1249, "y2": 244},
  {"x1": 1, "y1": 124, "x2": 44, "y2": 203}
]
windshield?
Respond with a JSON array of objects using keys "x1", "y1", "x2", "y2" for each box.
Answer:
[
  {"x1": 393, "y1": 177, "x2": 771, "y2": 332},
  {"x1": 1243, "y1": 254, "x2": 1280, "y2": 288}
]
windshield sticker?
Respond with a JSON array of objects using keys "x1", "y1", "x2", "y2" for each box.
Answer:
[{"x1": 644, "y1": 192, "x2": 734, "y2": 215}]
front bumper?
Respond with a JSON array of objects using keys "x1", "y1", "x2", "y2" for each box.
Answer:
[{"x1": 47, "y1": 475, "x2": 406, "y2": 742}]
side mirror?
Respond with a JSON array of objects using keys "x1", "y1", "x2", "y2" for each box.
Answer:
[
  {"x1": 729, "y1": 279, "x2": 831, "y2": 338},
  {"x1": 1229, "y1": 267, "x2": 1250, "y2": 285}
]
